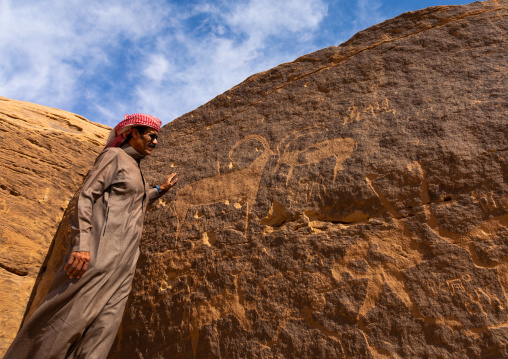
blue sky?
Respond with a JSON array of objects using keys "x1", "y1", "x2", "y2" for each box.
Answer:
[{"x1": 1, "y1": 0, "x2": 471, "y2": 128}]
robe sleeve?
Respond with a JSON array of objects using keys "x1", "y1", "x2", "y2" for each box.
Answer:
[
  {"x1": 71, "y1": 149, "x2": 120, "y2": 252},
  {"x1": 148, "y1": 187, "x2": 160, "y2": 206}
]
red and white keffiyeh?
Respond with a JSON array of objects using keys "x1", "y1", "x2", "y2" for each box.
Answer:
[{"x1": 104, "y1": 113, "x2": 162, "y2": 149}]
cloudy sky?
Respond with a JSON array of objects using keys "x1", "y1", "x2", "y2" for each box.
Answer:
[{"x1": 1, "y1": 0, "x2": 470, "y2": 127}]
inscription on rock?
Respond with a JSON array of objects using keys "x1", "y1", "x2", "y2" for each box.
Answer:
[{"x1": 405, "y1": 261, "x2": 508, "y2": 328}]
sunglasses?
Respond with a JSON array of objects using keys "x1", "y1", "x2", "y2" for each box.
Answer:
[{"x1": 145, "y1": 133, "x2": 158, "y2": 142}]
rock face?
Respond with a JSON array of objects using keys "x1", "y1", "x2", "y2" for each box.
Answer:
[
  {"x1": 25, "y1": 0, "x2": 508, "y2": 358},
  {"x1": 0, "y1": 97, "x2": 109, "y2": 356},
  {"x1": 104, "y1": 1, "x2": 507, "y2": 357}
]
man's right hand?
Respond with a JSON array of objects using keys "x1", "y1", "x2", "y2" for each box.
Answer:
[{"x1": 64, "y1": 251, "x2": 90, "y2": 279}]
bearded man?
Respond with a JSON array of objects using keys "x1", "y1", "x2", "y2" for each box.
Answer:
[{"x1": 5, "y1": 114, "x2": 177, "y2": 359}]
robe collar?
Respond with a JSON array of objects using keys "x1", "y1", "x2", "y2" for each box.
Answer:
[{"x1": 120, "y1": 143, "x2": 145, "y2": 162}]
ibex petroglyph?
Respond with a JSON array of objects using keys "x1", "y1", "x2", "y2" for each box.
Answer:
[
  {"x1": 172, "y1": 129, "x2": 356, "y2": 237},
  {"x1": 173, "y1": 134, "x2": 273, "y2": 236}
]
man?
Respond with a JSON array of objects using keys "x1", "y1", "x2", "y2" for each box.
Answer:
[{"x1": 5, "y1": 114, "x2": 177, "y2": 358}]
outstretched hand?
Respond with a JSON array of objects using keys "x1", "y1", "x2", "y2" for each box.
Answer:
[
  {"x1": 64, "y1": 251, "x2": 90, "y2": 279},
  {"x1": 160, "y1": 173, "x2": 178, "y2": 192}
]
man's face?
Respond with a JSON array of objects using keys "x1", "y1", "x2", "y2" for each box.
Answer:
[{"x1": 130, "y1": 128, "x2": 158, "y2": 156}]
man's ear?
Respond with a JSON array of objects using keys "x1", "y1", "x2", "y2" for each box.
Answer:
[{"x1": 131, "y1": 128, "x2": 140, "y2": 139}]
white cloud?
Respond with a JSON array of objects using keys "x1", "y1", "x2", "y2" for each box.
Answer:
[
  {"x1": 143, "y1": 54, "x2": 173, "y2": 83},
  {"x1": 0, "y1": 0, "x2": 171, "y2": 119},
  {"x1": 228, "y1": 0, "x2": 326, "y2": 36},
  {"x1": 0, "y1": 0, "x2": 329, "y2": 126},
  {"x1": 131, "y1": 0, "x2": 328, "y2": 124},
  {"x1": 352, "y1": 0, "x2": 385, "y2": 33}
]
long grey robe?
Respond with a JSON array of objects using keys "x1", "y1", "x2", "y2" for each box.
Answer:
[{"x1": 5, "y1": 143, "x2": 159, "y2": 359}]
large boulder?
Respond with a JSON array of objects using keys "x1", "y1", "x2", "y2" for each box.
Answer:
[
  {"x1": 0, "y1": 97, "x2": 109, "y2": 356},
  {"x1": 105, "y1": 1, "x2": 507, "y2": 357},
  {"x1": 27, "y1": 0, "x2": 508, "y2": 358}
]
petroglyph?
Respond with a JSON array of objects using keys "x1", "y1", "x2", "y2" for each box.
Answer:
[
  {"x1": 465, "y1": 287, "x2": 506, "y2": 315},
  {"x1": 16, "y1": 1, "x2": 508, "y2": 357},
  {"x1": 407, "y1": 161, "x2": 431, "y2": 205},
  {"x1": 359, "y1": 160, "x2": 508, "y2": 328},
  {"x1": 276, "y1": 127, "x2": 356, "y2": 185},
  {"x1": 368, "y1": 162, "x2": 508, "y2": 249},
  {"x1": 365, "y1": 161, "x2": 508, "y2": 330},
  {"x1": 472, "y1": 192, "x2": 508, "y2": 212},
  {"x1": 173, "y1": 134, "x2": 273, "y2": 236},
  {"x1": 365, "y1": 174, "x2": 402, "y2": 218},
  {"x1": 423, "y1": 279, "x2": 438, "y2": 296},
  {"x1": 447, "y1": 278, "x2": 466, "y2": 295},
  {"x1": 342, "y1": 98, "x2": 395, "y2": 125},
  {"x1": 295, "y1": 175, "x2": 329, "y2": 203},
  {"x1": 173, "y1": 129, "x2": 356, "y2": 235},
  {"x1": 406, "y1": 261, "x2": 508, "y2": 328},
  {"x1": 332, "y1": 221, "x2": 423, "y2": 318}
]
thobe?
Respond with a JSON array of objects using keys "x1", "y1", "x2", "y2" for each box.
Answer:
[{"x1": 5, "y1": 143, "x2": 159, "y2": 359}]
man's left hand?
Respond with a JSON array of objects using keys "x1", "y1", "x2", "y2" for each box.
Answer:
[{"x1": 160, "y1": 173, "x2": 178, "y2": 192}]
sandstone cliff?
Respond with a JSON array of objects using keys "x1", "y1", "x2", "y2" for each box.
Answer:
[
  {"x1": 26, "y1": 0, "x2": 508, "y2": 358},
  {"x1": 0, "y1": 97, "x2": 109, "y2": 356}
]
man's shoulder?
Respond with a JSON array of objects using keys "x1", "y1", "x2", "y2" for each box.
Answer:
[
  {"x1": 94, "y1": 147, "x2": 122, "y2": 163},
  {"x1": 98, "y1": 146, "x2": 139, "y2": 165},
  {"x1": 103, "y1": 147, "x2": 123, "y2": 154},
  {"x1": 99, "y1": 147, "x2": 123, "y2": 157}
]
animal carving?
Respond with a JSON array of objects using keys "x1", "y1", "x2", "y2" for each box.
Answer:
[
  {"x1": 173, "y1": 134, "x2": 273, "y2": 236},
  {"x1": 275, "y1": 127, "x2": 356, "y2": 185},
  {"x1": 172, "y1": 129, "x2": 357, "y2": 237}
]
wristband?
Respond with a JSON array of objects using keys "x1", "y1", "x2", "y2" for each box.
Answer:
[{"x1": 155, "y1": 185, "x2": 161, "y2": 194}]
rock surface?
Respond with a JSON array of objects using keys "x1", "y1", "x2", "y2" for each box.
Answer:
[
  {"x1": 108, "y1": 1, "x2": 507, "y2": 357},
  {"x1": 27, "y1": 0, "x2": 508, "y2": 358},
  {"x1": 0, "y1": 97, "x2": 109, "y2": 356}
]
